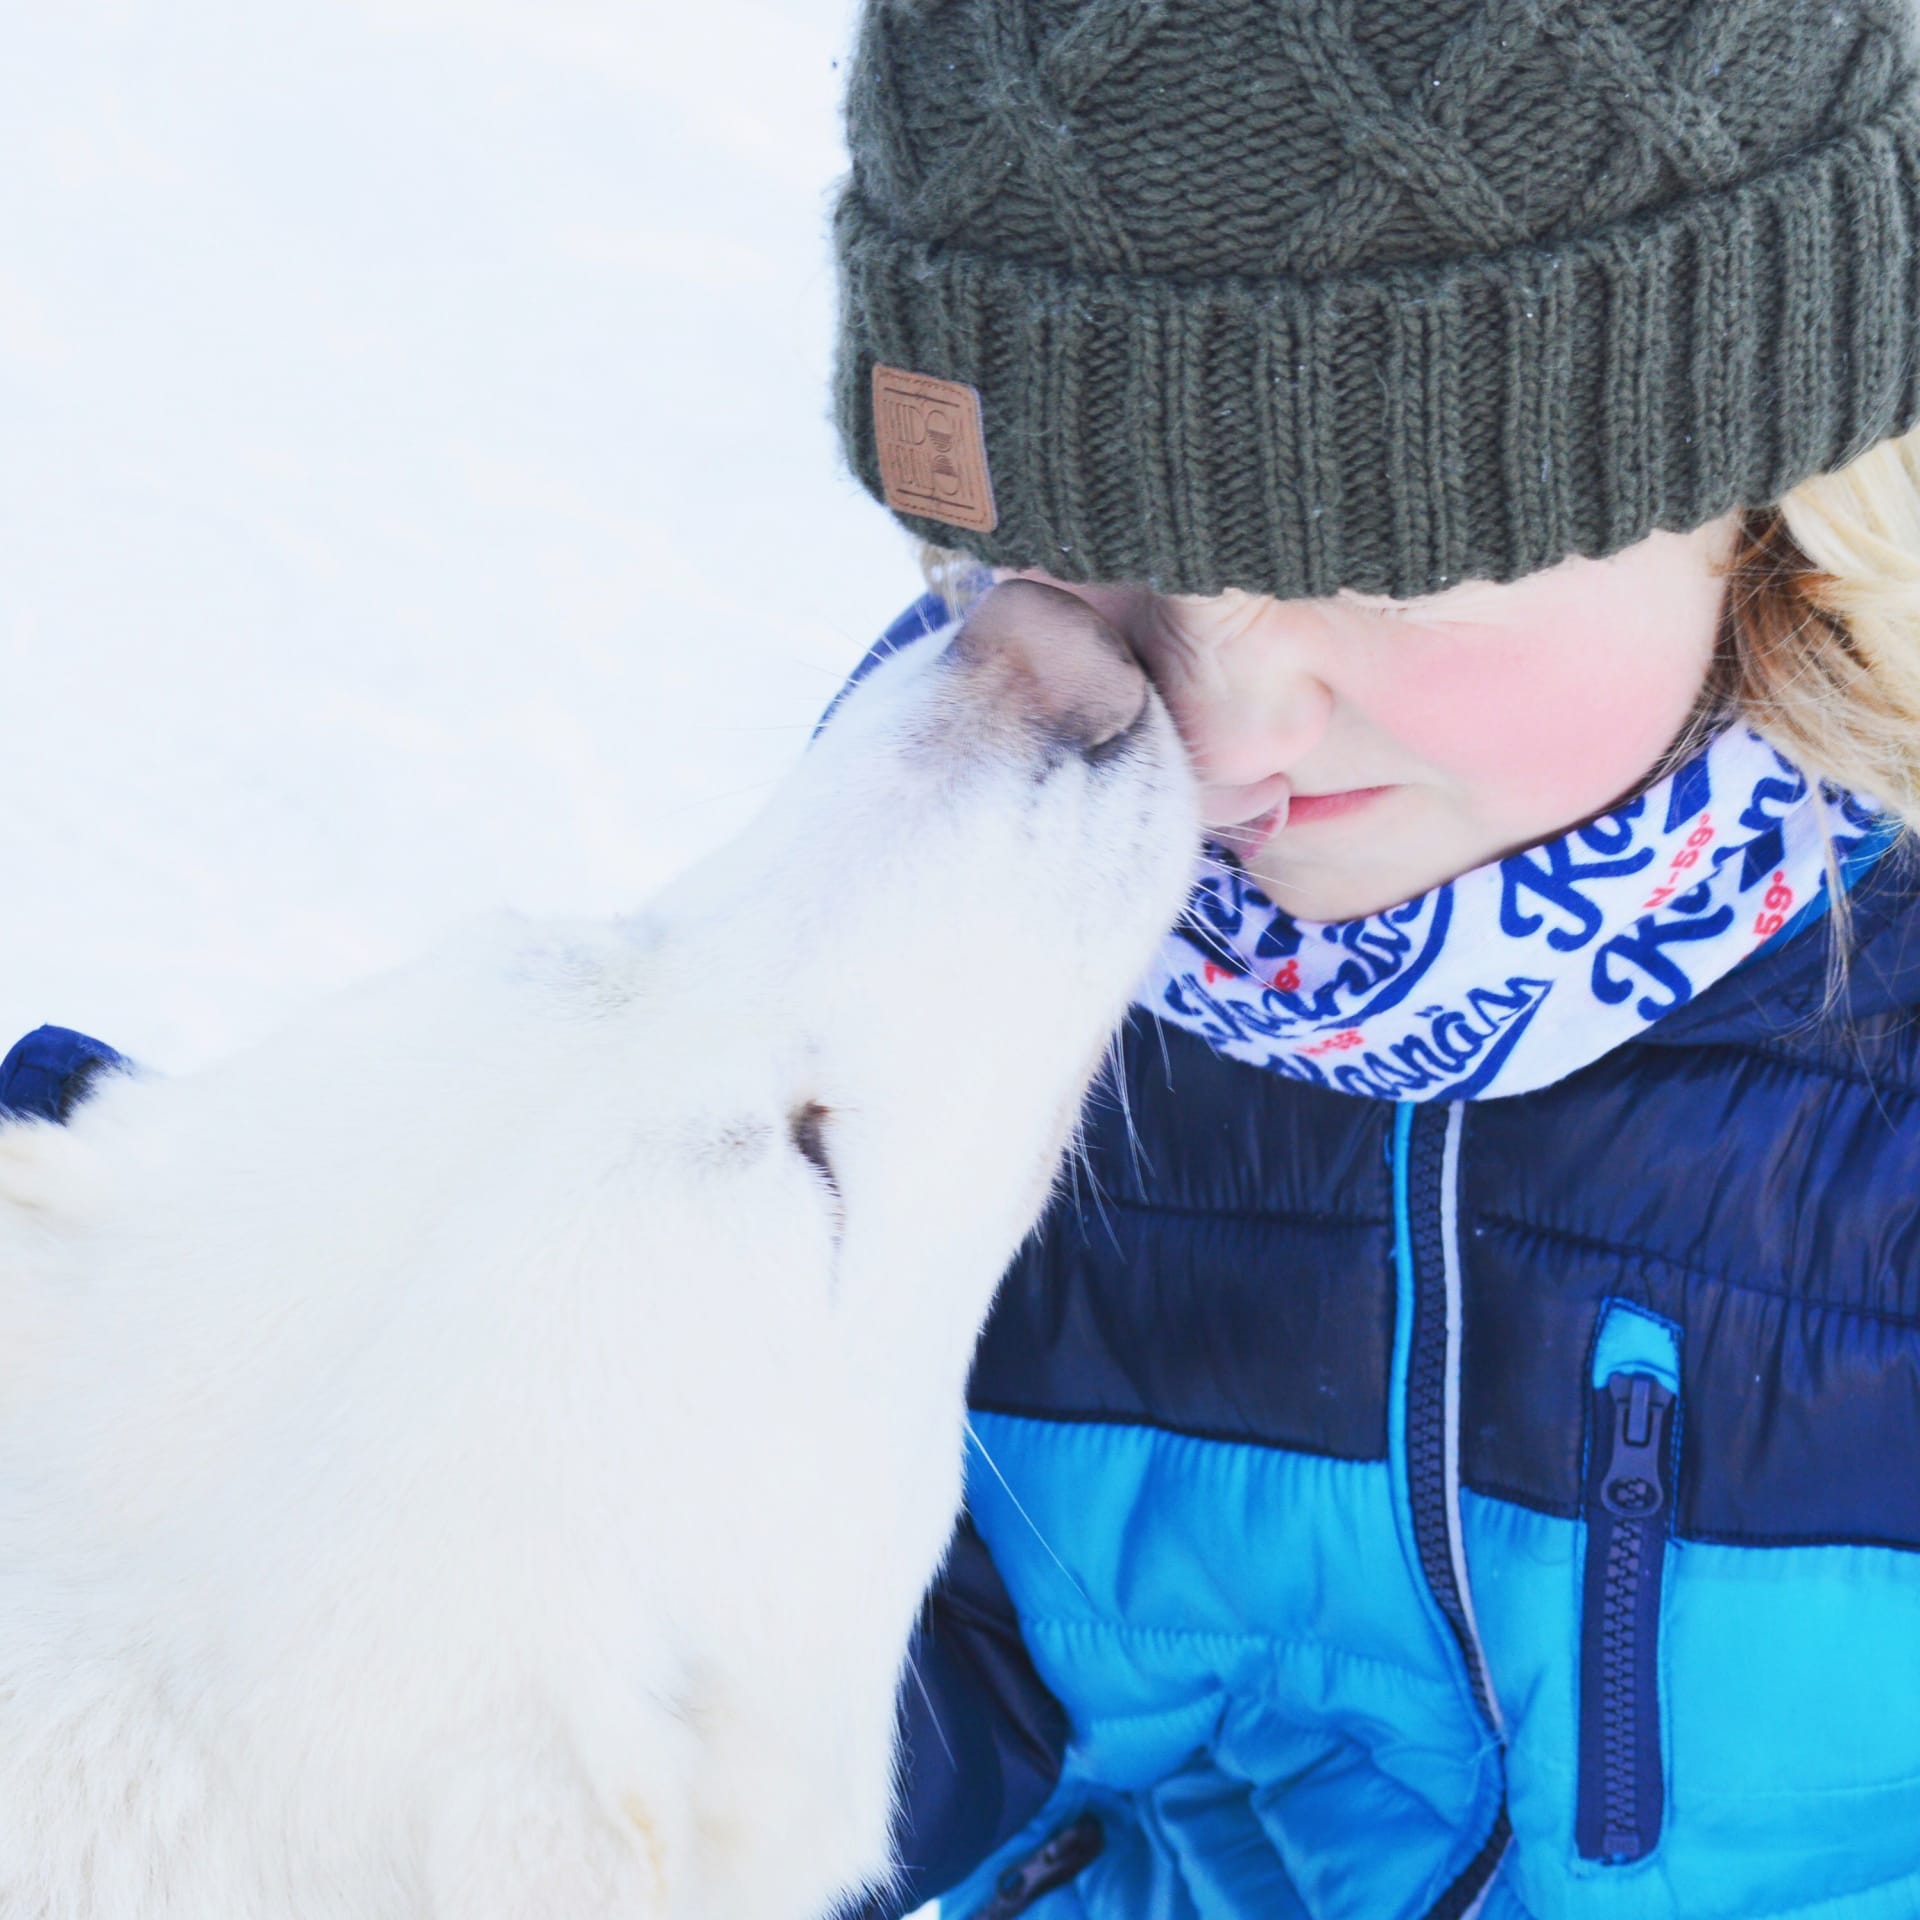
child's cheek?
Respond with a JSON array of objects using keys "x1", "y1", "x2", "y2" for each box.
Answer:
[{"x1": 1359, "y1": 625, "x2": 1703, "y2": 823}]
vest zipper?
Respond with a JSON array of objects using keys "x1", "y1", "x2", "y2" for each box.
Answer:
[
  {"x1": 1393, "y1": 1102, "x2": 1509, "y2": 1915},
  {"x1": 1576, "y1": 1305, "x2": 1681, "y2": 1864}
]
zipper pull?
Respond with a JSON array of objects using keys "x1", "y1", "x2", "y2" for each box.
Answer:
[
  {"x1": 1599, "y1": 1371, "x2": 1675, "y2": 1520},
  {"x1": 968, "y1": 1813, "x2": 1104, "y2": 1920}
]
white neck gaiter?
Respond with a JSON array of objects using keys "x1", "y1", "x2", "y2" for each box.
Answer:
[{"x1": 1140, "y1": 726, "x2": 1888, "y2": 1101}]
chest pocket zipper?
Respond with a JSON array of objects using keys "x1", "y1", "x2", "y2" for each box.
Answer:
[
  {"x1": 968, "y1": 1813, "x2": 1104, "y2": 1919},
  {"x1": 1576, "y1": 1303, "x2": 1681, "y2": 1865}
]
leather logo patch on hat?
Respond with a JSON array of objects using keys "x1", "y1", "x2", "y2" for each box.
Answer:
[{"x1": 871, "y1": 365, "x2": 997, "y2": 534}]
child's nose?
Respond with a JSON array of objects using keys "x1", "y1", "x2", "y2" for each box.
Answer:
[{"x1": 1179, "y1": 669, "x2": 1334, "y2": 791}]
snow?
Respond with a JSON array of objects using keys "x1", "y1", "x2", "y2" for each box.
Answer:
[
  {"x1": 3, "y1": 16, "x2": 951, "y2": 1905},
  {"x1": 1, "y1": 0, "x2": 924, "y2": 1072}
]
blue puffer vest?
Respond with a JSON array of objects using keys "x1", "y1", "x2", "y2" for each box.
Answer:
[{"x1": 847, "y1": 594, "x2": 1920, "y2": 1920}]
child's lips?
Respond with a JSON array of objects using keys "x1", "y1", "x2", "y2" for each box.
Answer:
[
  {"x1": 1285, "y1": 786, "x2": 1394, "y2": 826},
  {"x1": 1212, "y1": 783, "x2": 1395, "y2": 855}
]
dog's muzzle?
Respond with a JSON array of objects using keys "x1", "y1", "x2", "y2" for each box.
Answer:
[{"x1": 946, "y1": 579, "x2": 1149, "y2": 762}]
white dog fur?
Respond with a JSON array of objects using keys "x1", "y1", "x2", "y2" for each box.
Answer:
[{"x1": 0, "y1": 585, "x2": 1197, "y2": 1920}]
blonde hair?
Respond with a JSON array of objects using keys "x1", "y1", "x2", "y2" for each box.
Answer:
[
  {"x1": 1715, "y1": 423, "x2": 1920, "y2": 842},
  {"x1": 918, "y1": 419, "x2": 1920, "y2": 855}
]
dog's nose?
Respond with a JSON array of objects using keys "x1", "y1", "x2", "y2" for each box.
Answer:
[{"x1": 948, "y1": 579, "x2": 1148, "y2": 757}]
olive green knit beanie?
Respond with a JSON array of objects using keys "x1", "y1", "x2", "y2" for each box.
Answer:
[{"x1": 832, "y1": 0, "x2": 1920, "y2": 600}]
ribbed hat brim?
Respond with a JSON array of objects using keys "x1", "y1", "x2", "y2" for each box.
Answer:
[{"x1": 834, "y1": 101, "x2": 1920, "y2": 599}]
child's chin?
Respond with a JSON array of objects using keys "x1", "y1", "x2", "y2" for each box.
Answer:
[{"x1": 1248, "y1": 821, "x2": 1476, "y2": 922}]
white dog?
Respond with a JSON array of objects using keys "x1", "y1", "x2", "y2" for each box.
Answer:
[{"x1": 0, "y1": 582, "x2": 1196, "y2": 1920}]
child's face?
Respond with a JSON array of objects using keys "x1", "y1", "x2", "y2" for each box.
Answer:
[{"x1": 998, "y1": 512, "x2": 1741, "y2": 921}]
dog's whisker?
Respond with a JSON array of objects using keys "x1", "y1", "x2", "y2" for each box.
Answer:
[
  {"x1": 903, "y1": 1647, "x2": 957, "y2": 1772},
  {"x1": 1064, "y1": 1089, "x2": 1122, "y2": 1261},
  {"x1": 963, "y1": 1419, "x2": 1091, "y2": 1609},
  {"x1": 655, "y1": 777, "x2": 783, "y2": 822},
  {"x1": 1151, "y1": 1013, "x2": 1175, "y2": 1090},
  {"x1": 1190, "y1": 843, "x2": 1314, "y2": 904},
  {"x1": 1109, "y1": 1032, "x2": 1152, "y2": 1193}
]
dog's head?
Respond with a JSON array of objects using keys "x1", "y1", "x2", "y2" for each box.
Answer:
[
  {"x1": 0, "y1": 583, "x2": 1197, "y2": 1920},
  {"x1": 591, "y1": 582, "x2": 1197, "y2": 1383}
]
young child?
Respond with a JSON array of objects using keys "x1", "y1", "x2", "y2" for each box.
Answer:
[{"x1": 830, "y1": 3, "x2": 1920, "y2": 1916}]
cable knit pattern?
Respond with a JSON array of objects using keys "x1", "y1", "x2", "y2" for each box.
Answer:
[{"x1": 833, "y1": 0, "x2": 1920, "y2": 598}]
